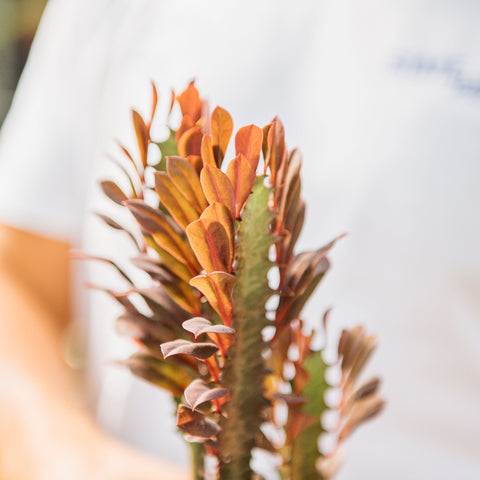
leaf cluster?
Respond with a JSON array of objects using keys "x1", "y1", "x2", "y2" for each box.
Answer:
[{"x1": 86, "y1": 82, "x2": 384, "y2": 480}]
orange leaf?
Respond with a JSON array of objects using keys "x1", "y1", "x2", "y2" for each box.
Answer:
[
  {"x1": 190, "y1": 272, "x2": 236, "y2": 326},
  {"x1": 200, "y1": 203, "x2": 234, "y2": 267},
  {"x1": 132, "y1": 110, "x2": 149, "y2": 168},
  {"x1": 168, "y1": 89, "x2": 175, "y2": 116},
  {"x1": 226, "y1": 154, "x2": 256, "y2": 218},
  {"x1": 175, "y1": 115, "x2": 195, "y2": 144},
  {"x1": 200, "y1": 165, "x2": 235, "y2": 216},
  {"x1": 145, "y1": 237, "x2": 195, "y2": 284},
  {"x1": 210, "y1": 106, "x2": 233, "y2": 167},
  {"x1": 147, "y1": 81, "x2": 158, "y2": 131},
  {"x1": 262, "y1": 123, "x2": 272, "y2": 168},
  {"x1": 269, "y1": 118, "x2": 287, "y2": 186},
  {"x1": 125, "y1": 200, "x2": 199, "y2": 274},
  {"x1": 177, "y1": 126, "x2": 203, "y2": 158},
  {"x1": 154, "y1": 172, "x2": 200, "y2": 230},
  {"x1": 160, "y1": 274, "x2": 202, "y2": 316},
  {"x1": 186, "y1": 218, "x2": 231, "y2": 273},
  {"x1": 176, "y1": 82, "x2": 202, "y2": 122},
  {"x1": 235, "y1": 124, "x2": 263, "y2": 171},
  {"x1": 201, "y1": 134, "x2": 216, "y2": 167},
  {"x1": 185, "y1": 155, "x2": 202, "y2": 173},
  {"x1": 167, "y1": 156, "x2": 208, "y2": 214}
]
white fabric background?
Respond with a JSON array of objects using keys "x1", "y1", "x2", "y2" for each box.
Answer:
[{"x1": 0, "y1": 0, "x2": 479, "y2": 478}]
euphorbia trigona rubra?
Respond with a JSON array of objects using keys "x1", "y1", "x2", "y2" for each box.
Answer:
[{"x1": 91, "y1": 82, "x2": 384, "y2": 480}]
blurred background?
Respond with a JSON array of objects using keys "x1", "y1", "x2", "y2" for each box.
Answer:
[{"x1": 0, "y1": 0, "x2": 46, "y2": 126}]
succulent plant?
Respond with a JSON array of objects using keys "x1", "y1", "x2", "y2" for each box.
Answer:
[{"x1": 91, "y1": 82, "x2": 384, "y2": 479}]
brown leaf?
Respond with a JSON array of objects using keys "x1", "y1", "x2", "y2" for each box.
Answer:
[
  {"x1": 166, "y1": 156, "x2": 208, "y2": 214},
  {"x1": 353, "y1": 377, "x2": 381, "y2": 402},
  {"x1": 201, "y1": 134, "x2": 216, "y2": 167},
  {"x1": 118, "y1": 142, "x2": 141, "y2": 177},
  {"x1": 190, "y1": 272, "x2": 236, "y2": 326},
  {"x1": 338, "y1": 395, "x2": 385, "y2": 441},
  {"x1": 177, "y1": 404, "x2": 221, "y2": 438},
  {"x1": 277, "y1": 149, "x2": 302, "y2": 232},
  {"x1": 235, "y1": 124, "x2": 263, "y2": 171},
  {"x1": 340, "y1": 325, "x2": 365, "y2": 373},
  {"x1": 226, "y1": 154, "x2": 256, "y2": 218},
  {"x1": 132, "y1": 256, "x2": 202, "y2": 315},
  {"x1": 341, "y1": 377, "x2": 382, "y2": 416},
  {"x1": 72, "y1": 251, "x2": 132, "y2": 284},
  {"x1": 116, "y1": 311, "x2": 176, "y2": 344},
  {"x1": 200, "y1": 165, "x2": 235, "y2": 216},
  {"x1": 276, "y1": 244, "x2": 335, "y2": 328},
  {"x1": 93, "y1": 212, "x2": 140, "y2": 248},
  {"x1": 344, "y1": 334, "x2": 377, "y2": 390},
  {"x1": 184, "y1": 379, "x2": 228, "y2": 410},
  {"x1": 122, "y1": 353, "x2": 194, "y2": 397},
  {"x1": 182, "y1": 317, "x2": 235, "y2": 338},
  {"x1": 132, "y1": 110, "x2": 149, "y2": 168},
  {"x1": 100, "y1": 180, "x2": 129, "y2": 205},
  {"x1": 161, "y1": 339, "x2": 219, "y2": 360},
  {"x1": 200, "y1": 203, "x2": 234, "y2": 267},
  {"x1": 186, "y1": 218, "x2": 231, "y2": 273},
  {"x1": 270, "y1": 393, "x2": 308, "y2": 405},
  {"x1": 134, "y1": 286, "x2": 188, "y2": 321},
  {"x1": 210, "y1": 106, "x2": 233, "y2": 167}
]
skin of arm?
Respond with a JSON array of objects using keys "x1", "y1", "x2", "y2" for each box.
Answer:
[{"x1": 0, "y1": 224, "x2": 188, "y2": 480}]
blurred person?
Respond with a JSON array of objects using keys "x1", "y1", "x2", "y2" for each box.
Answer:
[{"x1": 0, "y1": 1, "x2": 479, "y2": 479}]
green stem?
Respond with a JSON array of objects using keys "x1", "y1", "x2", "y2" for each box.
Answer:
[
  {"x1": 190, "y1": 442, "x2": 205, "y2": 480},
  {"x1": 219, "y1": 178, "x2": 275, "y2": 480}
]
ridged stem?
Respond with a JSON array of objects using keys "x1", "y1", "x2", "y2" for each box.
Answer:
[{"x1": 219, "y1": 178, "x2": 275, "y2": 479}]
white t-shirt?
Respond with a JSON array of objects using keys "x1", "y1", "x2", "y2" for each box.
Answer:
[{"x1": 0, "y1": 1, "x2": 479, "y2": 478}]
